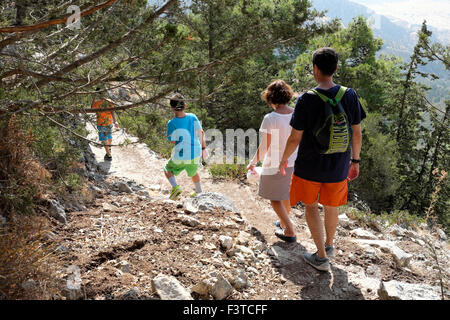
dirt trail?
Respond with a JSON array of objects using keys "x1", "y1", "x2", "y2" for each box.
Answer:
[{"x1": 86, "y1": 122, "x2": 290, "y2": 244}]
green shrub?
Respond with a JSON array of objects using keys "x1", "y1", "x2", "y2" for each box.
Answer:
[
  {"x1": 118, "y1": 109, "x2": 172, "y2": 158},
  {"x1": 208, "y1": 158, "x2": 248, "y2": 181},
  {"x1": 344, "y1": 206, "x2": 426, "y2": 230}
]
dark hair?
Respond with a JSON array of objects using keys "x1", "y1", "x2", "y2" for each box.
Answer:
[
  {"x1": 312, "y1": 47, "x2": 338, "y2": 76},
  {"x1": 169, "y1": 93, "x2": 185, "y2": 110},
  {"x1": 262, "y1": 80, "x2": 293, "y2": 105}
]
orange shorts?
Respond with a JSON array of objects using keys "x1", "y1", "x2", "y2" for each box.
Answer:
[{"x1": 289, "y1": 175, "x2": 348, "y2": 207}]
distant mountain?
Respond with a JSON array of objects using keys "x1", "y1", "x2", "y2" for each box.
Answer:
[
  {"x1": 311, "y1": 0, "x2": 449, "y2": 105},
  {"x1": 352, "y1": 0, "x2": 450, "y2": 34},
  {"x1": 313, "y1": 0, "x2": 418, "y2": 59}
]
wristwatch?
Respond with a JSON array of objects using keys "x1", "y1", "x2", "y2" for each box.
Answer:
[{"x1": 351, "y1": 158, "x2": 361, "y2": 164}]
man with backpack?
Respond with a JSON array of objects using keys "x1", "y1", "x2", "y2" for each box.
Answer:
[{"x1": 279, "y1": 47, "x2": 366, "y2": 271}]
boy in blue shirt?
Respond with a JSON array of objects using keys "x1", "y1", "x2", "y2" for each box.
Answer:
[{"x1": 165, "y1": 93, "x2": 207, "y2": 200}]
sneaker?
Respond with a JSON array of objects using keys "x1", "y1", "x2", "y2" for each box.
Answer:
[
  {"x1": 104, "y1": 154, "x2": 112, "y2": 161},
  {"x1": 325, "y1": 245, "x2": 335, "y2": 258},
  {"x1": 169, "y1": 185, "x2": 182, "y2": 200},
  {"x1": 303, "y1": 252, "x2": 330, "y2": 272},
  {"x1": 190, "y1": 191, "x2": 197, "y2": 198}
]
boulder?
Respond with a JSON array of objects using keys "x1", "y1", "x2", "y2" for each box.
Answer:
[
  {"x1": 235, "y1": 245, "x2": 256, "y2": 262},
  {"x1": 436, "y1": 228, "x2": 447, "y2": 241},
  {"x1": 219, "y1": 235, "x2": 233, "y2": 251},
  {"x1": 191, "y1": 192, "x2": 238, "y2": 213},
  {"x1": 121, "y1": 287, "x2": 139, "y2": 300},
  {"x1": 391, "y1": 225, "x2": 407, "y2": 237},
  {"x1": 193, "y1": 234, "x2": 204, "y2": 242},
  {"x1": 225, "y1": 269, "x2": 248, "y2": 290},
  {"x1": 177, "y1": 214, "x2": 200, "y2": 227},
  {"x1": 236, "y1": 231, "x2": 251, "y2": 246},
  {"x1": 102, "y1": 202, "x2": 118, "y2": 212},
  {"x1": 378, "y1": 280, "x2": 441, "y2": 300},
  {"x1": 136, "y1": 189, "x2": 150, "y2": 197},
  {"x1": 350, "y1": 228, "x2": 378, "y2": 240},
  {"x1": 204, "y1": 272, "x2": 233, "y2": 300},
  {"x1": 184, "y1": 200, "x2": 199, "y2": 214},
  {"x1": 116, "y1": 260, "x2": 131, "y2": 273},
  {"x1": 118, "y1": 182, "x2": 133, "y2": 193},
  {"x1": 352, "y1": 239, "x2": 412, "y2": 268},
  {"x1": 149, "y1": 184, "x2": 161, "y2": 191},
  {"x1": 49, "y1": 200, "x2": 67, "y2": 224},
  {"x1": 90, "y1": 185, "x2": 104, "y2": 198},
  {"x1": 338, "y1": 213, "x2": 353, "y2": 229},
  {"x1": 191, "y1": 282, "x2": 209, "y2": 297},
  {"x1": 151, "y1": 274, "x2": 193, "y2": 300}
]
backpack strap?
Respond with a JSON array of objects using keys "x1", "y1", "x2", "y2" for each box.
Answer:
[
  {"x1": 335, "y1": 86, "x2": 347, "y2": 103},
  {"x1": 308, "y1": 89, "x2": 331, "y2": 104},
  {"x1": 308, "y1": 86, "x2": 348, "y2": 106}
]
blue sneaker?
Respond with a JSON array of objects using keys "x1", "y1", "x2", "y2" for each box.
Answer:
[{"x1": 303, "y1": 252, "x2": 330, "y2": 272}]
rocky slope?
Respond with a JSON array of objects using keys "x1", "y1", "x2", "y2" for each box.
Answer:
[{"x1": 30, "y1": 124, "x2": 449, "y2": 300}]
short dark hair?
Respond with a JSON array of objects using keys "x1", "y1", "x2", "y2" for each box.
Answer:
[
  {"x1": 169, "y1": 93, "x2": 185, "y2": 110},
  {"x1": 312, "y1": 47, "x2": 338, "y2": 76},
  {"x1": 262, "y1": 80, "x2": 293, "y2": 105}
]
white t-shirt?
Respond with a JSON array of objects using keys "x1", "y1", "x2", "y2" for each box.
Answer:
[{"x1": 259, "y1": 110, "x2": 298, "y2": 175}]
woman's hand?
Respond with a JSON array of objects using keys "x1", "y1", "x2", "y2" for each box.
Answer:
[
  {"x1": 246, "y1": 162, "x2": 256, "y2": 172},
  {"x1": 278, "y1": 160, "x2": 288, "y2": 176}
]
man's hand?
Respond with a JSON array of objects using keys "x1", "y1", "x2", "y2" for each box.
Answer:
[
  {"x1": 114, "y1": 122, "x2": 119, "y2": 129},
  {"x1": 279, "y1": 160, "x2": 288, "y2": 176},
  {"x1": 347, "y1": 162, "x2": 359, "y2": 181}
]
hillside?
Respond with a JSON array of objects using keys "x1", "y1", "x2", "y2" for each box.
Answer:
[{"x1": 13, "y1": 125, "x2": 448, "y2": 301}]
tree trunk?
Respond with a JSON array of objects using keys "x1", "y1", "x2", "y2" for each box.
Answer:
[{"x1": 425, "y1": 104, "x2": 450, "y2": 196}]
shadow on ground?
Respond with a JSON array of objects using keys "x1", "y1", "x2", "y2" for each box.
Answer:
[{"x1": 271, "y1": 241, "x2": 365, "y2": 300}]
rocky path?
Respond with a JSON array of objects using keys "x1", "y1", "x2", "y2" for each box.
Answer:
[{"x1": 51, "y1": 123, "x2": 449, "y2": 300}]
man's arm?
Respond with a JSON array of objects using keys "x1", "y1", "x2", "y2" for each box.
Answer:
[
  {"x1": 279, "y1": 128, "x2": 303, "y2": 176},
  {"x1": 348, "y1": 124, "x2": 362, "y2": 181}
]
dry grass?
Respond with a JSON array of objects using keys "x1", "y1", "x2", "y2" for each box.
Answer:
[
  {"x1": 0, "y1": 215, "x2": 62, "y2": 300},
  {"x1": 0, "y1": 116, "x2": 62, "y2": 299}
]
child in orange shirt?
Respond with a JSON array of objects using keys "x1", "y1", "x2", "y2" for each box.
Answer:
[{"x1": 92, "y1": 87, "x2": 119, "y2": 161}]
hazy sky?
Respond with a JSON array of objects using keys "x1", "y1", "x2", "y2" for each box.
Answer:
[{"x1": 351, "y1": 0, "x2": 450, "y2": 31}]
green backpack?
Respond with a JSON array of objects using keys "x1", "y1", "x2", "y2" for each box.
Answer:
[{"x1": 308, "y1": 86, "x2": 352, "y2": 154}]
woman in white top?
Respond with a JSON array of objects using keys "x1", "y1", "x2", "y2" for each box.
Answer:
[{"x1": 247, "y1": 80, "x2": 298, "y2": 242}]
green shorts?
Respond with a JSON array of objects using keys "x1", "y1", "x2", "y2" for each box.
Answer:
[{"x1": 165, "y1": 158, "x2": 200, "y2": 177}]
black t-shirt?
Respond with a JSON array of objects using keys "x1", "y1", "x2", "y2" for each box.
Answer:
[{"x1": 290, "y1": 85, "x2": 367, "y2": 183}]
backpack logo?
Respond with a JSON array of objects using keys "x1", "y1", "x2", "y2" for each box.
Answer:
[{"x1": 309, "y1": 86, "x2": 352, "y2": 154}]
